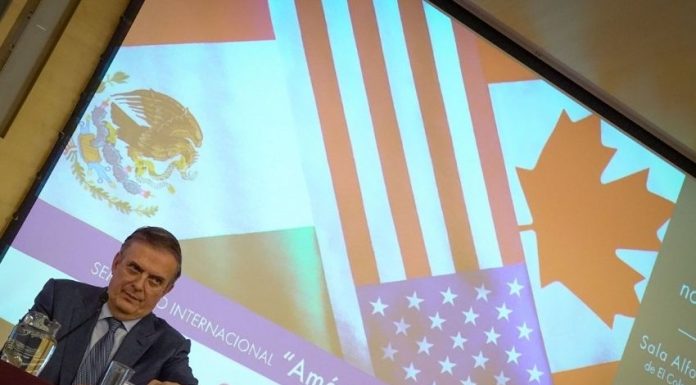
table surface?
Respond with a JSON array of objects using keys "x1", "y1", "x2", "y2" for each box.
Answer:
[{"x1": 0, "y1": 359, "x2": 51, "y2": 385}]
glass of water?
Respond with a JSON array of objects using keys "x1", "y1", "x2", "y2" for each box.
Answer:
[{"x1": 99, "y1": 361, "x2": 134, "y2": 385}]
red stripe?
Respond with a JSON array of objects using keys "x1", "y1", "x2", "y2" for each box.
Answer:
[
  {"x1": 347, "y1": 0, "x2": 430, "y2": 279},
  {"x1": 398, "y1": 0, "x2": 478, "y2": 272},
  {"x1": 453, "y1": 24, "x2": 525, "y2": 265},
  {"x1": 294, "y1": 0, "x2": 379, "y2": 286}
]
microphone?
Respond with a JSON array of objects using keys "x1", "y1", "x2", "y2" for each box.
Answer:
[{"x1": 56, "y1": 291, "x2": 108, "y2": 343}]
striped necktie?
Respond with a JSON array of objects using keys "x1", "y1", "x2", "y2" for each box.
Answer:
[{"x1": 73, "y1": 317, "x2": 123, "y2": 385}]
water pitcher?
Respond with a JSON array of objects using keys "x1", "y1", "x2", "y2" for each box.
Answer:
[{"x1": 1, "y1": 311, "x2": 61, "y2": 375}]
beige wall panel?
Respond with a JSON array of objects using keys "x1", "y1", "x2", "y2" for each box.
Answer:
[{"x1": 0, "y1": 0, "x2": 29, "y2": 41}]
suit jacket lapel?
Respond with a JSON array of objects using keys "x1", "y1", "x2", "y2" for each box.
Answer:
[
  {"x1": 113, "y1": 313, "x2": 157, "y2": 368},
  {"x1": 58, "y1": 289, "x2": 103, "y2": 385}
]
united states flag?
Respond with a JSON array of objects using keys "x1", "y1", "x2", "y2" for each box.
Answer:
[
  {"x1": 284, "y1": 0, "x2": 540, "y2": 374},
  {"x1": 357, "y1": 263, "x2": 550, "y2": 385}
]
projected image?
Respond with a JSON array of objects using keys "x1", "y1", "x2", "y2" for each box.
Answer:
[{"x1": 0, "y1": 0, "x2": 688, "y2": 385}]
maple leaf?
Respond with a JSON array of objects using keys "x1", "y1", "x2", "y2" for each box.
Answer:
[{"x1": 517, "y1": 111, "x2": 675, "y2": 326}]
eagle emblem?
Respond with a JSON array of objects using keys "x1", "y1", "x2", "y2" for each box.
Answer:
[{"x1": 64, "y1": 71, "x2": 203, "y2": 216}]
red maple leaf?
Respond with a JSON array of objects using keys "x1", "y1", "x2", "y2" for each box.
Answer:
[{"x1": 518, "y1": 112, "x2": 675, "y2": 325}]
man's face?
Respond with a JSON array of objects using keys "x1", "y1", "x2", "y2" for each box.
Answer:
[{"x1": 107, "y1": 240, "x2": 178, "y2": 320}]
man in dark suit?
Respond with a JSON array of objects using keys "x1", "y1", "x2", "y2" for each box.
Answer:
[{"x1": 29, "y1": 227, "x2": 197, "y2": 385}]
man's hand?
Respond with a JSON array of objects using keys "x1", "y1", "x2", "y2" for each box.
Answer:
[{"x1": 147, "y1": 381, "x2": 181, "y2": 385}]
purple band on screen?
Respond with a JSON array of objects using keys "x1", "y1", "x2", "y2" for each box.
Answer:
[{"x1": 12, "y1": 199, "x2": 384, "y2": 384}]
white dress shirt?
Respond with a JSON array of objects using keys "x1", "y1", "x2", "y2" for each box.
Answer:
[{"x1": 83, "y1": 303, "x2": 142, "y2": 362}]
